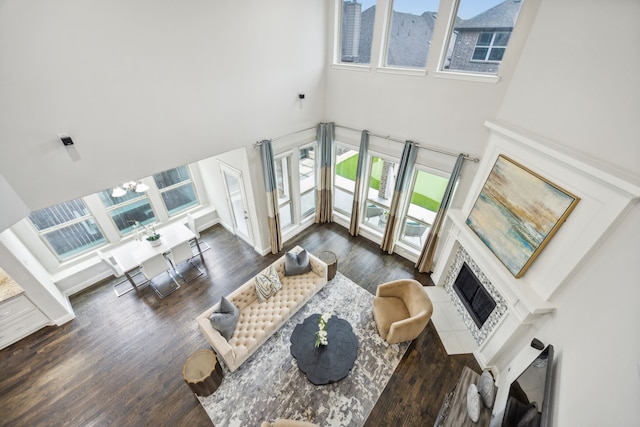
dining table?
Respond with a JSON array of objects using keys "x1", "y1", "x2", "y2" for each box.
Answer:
[{"x1": 108, "y1": 221, "x2": 204, "y2": 294}]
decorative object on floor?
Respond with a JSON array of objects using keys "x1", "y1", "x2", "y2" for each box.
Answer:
[
  {"x1": 466, "y1": 383, "x2": 481, "y2": 422},
  {"x1": 317, "y1": 250, "x2": 338, "y2": 280},
  {"x1": 290, "y1": 313, "x2": 358, "y2": 385},
  {"x1": 198, "y1": 273, "x2": 410, "y2": 427},
  {"x1": 372, "y1": 278, "x2": 433, "y2": 344},
  {"x1": 466, "y1": 155, "x2": 580, "y2": 278},
  {"x1": 182, "y1": 349, "x2": 224, "y2": 397},
  {"x1": 436, "y1": 366, "x2": 495, "y2": 427},
  {"x1": 314, "y1": 312, "x2": 331, "y2": 347},
  {"x1": 478, "y1": 370, "x2": 496, "y2": 408}
]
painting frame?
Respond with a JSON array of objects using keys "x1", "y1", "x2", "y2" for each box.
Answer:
[{"x1": 465, "y1": 155, "x2": 580, "y2": 278}]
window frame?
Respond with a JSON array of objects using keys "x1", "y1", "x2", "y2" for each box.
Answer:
[
  {"x1": 27, "y1": 199, "x2": 107, "y2": 261},
  {"x1": 396, "y1": 165, "x2": 450, "y2": 251},
  {"x1": 333, "y1": 0, "x2": 376, "y2": 69},
  {"x1": 297, "y1": 142, "x2": 317, "y2": 220},
  {"x1": 361, "y1": 151, "x2": 400, "y2": 234},
  {"x1": 380, "y1": 0, "x2": 441, "y2": 71},
  {"x1": 435, "y1": 0, "x2": 527, "y2": 83},
  {"x1": 333, "y1": 141, "x2": 360, "y2": 218},
  {"x1": 153, "y1": 165, "x2": 199, "y2": 217},
  {"x1": 470, "y1": 31, "x2": 510, "y2": 63},
  {"x1": 99, "y1": 187, "x2": 159, "y2": 237},
  {"x1": 274, "y1": 151, "x2": 294, "y2": 231}
]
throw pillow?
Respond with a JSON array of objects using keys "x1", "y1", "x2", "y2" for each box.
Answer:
[
  {"x1": 284, "y1": 249, "x2": 312, "y2": 276},
  {"x1": 209, "y1": 296, "x2": 240, "y2": 340},
  {"x1": 478, "y1": 370, "x2": 496, "y2": 408},
  {"x1": 466, "y1": 383, "x2": 481, "y2": 423},
  {"x1": 255, "y1": 265, "x2": 283, "y2": 302}
]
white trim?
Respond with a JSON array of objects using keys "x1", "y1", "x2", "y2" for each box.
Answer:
[{"x1": 433, "y1": 70, "x2": 500, "y2": 84}]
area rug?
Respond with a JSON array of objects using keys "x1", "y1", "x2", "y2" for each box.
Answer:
[{"x1": 198, "y1": 272, "x2": 410, "y2": 427}]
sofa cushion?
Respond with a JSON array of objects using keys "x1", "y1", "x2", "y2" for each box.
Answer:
[
  {"x1": 255, "y1": 265, "x2": 283, "y2": 302},
  {"x1": 284, "y1": 249, "x2": 312, "y2": 276},
  {"x1": 209, "y1": 296, "x2": 240, "y2": 340}
]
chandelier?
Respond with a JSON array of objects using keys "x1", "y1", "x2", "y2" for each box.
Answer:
[{"x1": 111, "y1": 180, "x2": 150, "y2": 198}]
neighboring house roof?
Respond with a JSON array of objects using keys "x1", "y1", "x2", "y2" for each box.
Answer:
[
  {"x1": 456, "y1": 0, "x2": 522, "y2": 31},
  {"x1": 386, "y1": 11, "x2": 437, "y2": 67}
]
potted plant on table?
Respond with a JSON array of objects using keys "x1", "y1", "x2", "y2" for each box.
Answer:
[{"x1": 131, "y1": 220, "x2": 162, "y2": 246}]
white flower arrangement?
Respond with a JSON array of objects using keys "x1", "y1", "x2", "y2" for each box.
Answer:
[
  {"x1": 130, "y1": 220, "x2": 160, "y2": 242},
  {"x1": 315, "y1": 312, "x2": 332, "y2": 348}
]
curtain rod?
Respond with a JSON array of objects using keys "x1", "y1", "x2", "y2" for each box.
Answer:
[
  {"x1": 253, "y1": 125, "x2": 318, "y2": 148},
  {"x1": 335, "y1": 123, "x2": 480, "y2": 163}
]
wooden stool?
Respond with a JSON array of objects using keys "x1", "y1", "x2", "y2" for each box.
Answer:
[{"x1": 182, "y1": 349, "x2": 223, "y2": 396}]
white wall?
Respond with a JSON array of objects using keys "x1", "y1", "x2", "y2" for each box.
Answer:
[
  {"x1": 0, "y1": 0, "x2": 327, "y2": 211},
  {"x1": 492, "y1": 1, "x2": 640, "y2": 425}
]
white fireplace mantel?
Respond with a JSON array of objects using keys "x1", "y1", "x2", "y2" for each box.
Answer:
[{"x1": 429, "y1": 120, "x2": 640, "y2": 371}]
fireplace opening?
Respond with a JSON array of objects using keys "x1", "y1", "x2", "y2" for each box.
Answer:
[{"x1": 453, "y1": 263, "x2": 497, "y2": 328}]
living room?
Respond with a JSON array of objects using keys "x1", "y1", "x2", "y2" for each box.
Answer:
[{"x1": 0, "y1": 1, "x2": 638, "y2": 426}]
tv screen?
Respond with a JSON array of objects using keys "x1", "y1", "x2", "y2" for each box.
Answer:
[{"x1": 502, "y1": 345, "x2": 554, "y2": 427}]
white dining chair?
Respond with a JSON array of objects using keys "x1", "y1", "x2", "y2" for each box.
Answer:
[
  {"x1": 140, "y1": 253, "x2": 178, "y2": 297},
  {"x1": 167, "y1": 240, "x2": 204, "y2": 282},
  {"x1": 98, "y1": 250, "x2": 142, "y2": 296}
]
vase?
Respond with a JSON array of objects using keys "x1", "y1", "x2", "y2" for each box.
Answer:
[{"x1": 147, "y1": 237, "x2": 162, "y2": 247}]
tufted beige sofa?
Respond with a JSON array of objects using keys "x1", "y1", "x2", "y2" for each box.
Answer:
[{"x1": 197, "y1": 246, "x2": 328, "y2": 372}]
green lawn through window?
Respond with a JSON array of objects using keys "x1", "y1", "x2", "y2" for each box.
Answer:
[{"x1": 336, "y1": 154, "x2": 448, "y2": 213}]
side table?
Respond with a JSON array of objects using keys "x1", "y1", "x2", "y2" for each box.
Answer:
[
  {"x1": 182, "y1": 349, "x2": 224, "y2": 396},
  {"x1": 318, "y1": 251, "x2": 337, "y2": 281}
]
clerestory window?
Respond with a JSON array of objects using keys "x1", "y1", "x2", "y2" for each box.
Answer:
[
  {"x1": 441, "y1": 0, "x2": 524, "y2": 75},
  {"x1": 338, "y1": 0, "x2": 377, "y2": 65}
]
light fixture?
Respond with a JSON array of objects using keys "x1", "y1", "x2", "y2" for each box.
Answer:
[{"x1": 111, "y1": 180, "x2": 149, "y2": 198}]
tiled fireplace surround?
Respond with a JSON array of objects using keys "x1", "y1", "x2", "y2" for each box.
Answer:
[{"x1": 426, "y1": 121, "x2": 639, "y2": 421}]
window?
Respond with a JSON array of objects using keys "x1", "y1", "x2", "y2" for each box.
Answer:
[
  {"x1": 472, "y1": 31, "x2": 510, "y2": 62},
  {"x1": 363, "y1": 155, "x2": 397, "y2": 231},
  {"x1": 339, "y1": 0, "x2": 377, "y2": 64},
  {"x1": 274, "y1": 154, "x2": 293, "y2": 229},
  {"x1": 153, "y1": 165, "x2": 198, "y2": 216},
  {"x1": 398, "y1": 169, "x2": 449, "y2": 249},
  {"x1": 384, "y1": 0, "x2": 441, "y2": 68},
  {"x1": 99, "y1": 189, "x2": 157, "y2": 236},
  {"x1": 442, "y1": 0, "x2": 524, "y2": 75},
  {"x1": 334, "y1": 145, "x2": 359, "y2": 216},
  {"x1": 28, "y1": 199, "x2": 106, "y2": 260},
  {"x1": 299, "y1": 145, "x2": 316, "y2": 218}
]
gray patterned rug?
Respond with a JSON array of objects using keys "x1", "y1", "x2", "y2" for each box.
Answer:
[{"x1": 198, "y1": 272, "x2": 410, "y2": 427}]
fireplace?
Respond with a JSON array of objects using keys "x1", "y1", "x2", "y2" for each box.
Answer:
[
  {"x1": 443, "y1": 246, "x2": 507, "y2": 346},
  {"x1": 453, "y1": 262, "x2": 496, "y2": 328}
]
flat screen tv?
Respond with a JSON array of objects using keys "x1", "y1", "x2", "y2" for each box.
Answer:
[{"x1": 502, "y1": 345, "x2": 555, "y2": 427}]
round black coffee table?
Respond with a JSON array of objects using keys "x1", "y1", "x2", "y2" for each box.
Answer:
[{"x1": 290, "y1": 314, "x2": 358, "y2": 385}]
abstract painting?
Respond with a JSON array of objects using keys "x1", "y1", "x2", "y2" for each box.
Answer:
[{"x1": 466, "y1": 155, "x2": 580, "y2": 278}]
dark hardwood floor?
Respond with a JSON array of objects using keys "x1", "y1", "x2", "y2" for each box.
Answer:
[{"x1": 0, "y1": 222, "x2": 479, "y2": 427}]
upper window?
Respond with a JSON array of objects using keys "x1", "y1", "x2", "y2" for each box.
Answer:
[
  {"x1": 28, "y1": 199, "x2": 106, "y2": 260},
  {"x1": 384, "y1": 0, "x2": 441, "y2": 69},
  {"x1": 442, "y1": 0, "x2": 524, "y2": 75},
  {"x1": 339, "y1": 0, "x2": 377, "y2": 64},
  {"x1": 153, "y1": 166, "x2": 198, "y2": 216}
]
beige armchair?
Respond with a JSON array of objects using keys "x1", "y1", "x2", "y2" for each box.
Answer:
[
  {"x1": 372, "y1": 279, "x2": 433, "y2": 344},
  {"x1": 260, "y1": 419, "x2": 319, "y2": 427}
]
